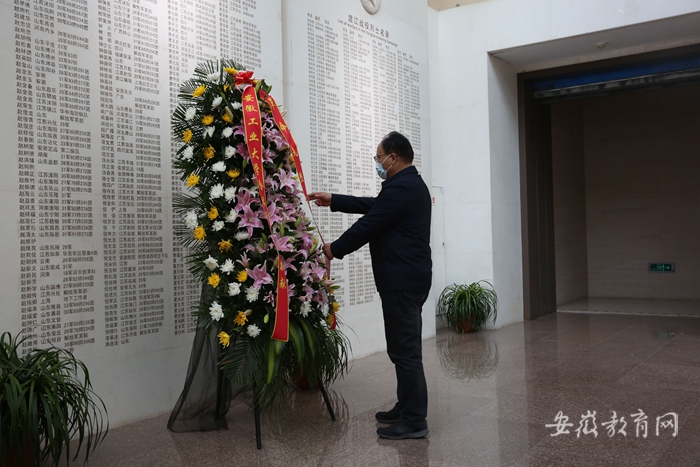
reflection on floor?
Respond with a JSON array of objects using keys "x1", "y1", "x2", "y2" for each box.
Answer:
[
  {"x1": 71, "y1": 312, "x2": 700, "y2": 467},
  {"x1": 558, "y1": 298, "x2": 700, "y2": 317}
]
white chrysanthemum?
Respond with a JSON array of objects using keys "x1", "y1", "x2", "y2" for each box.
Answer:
[
  {"x1": 184, "y1": 210, "x2": 198, "y2": 230},
  {"x1": 228, "y1": 282, "x2": 241, "y2": 296},
  {"x1": 247, "y1": 324, "x2": 261, "y2": 338},
  {"x1": 300, "y1": 302, "x2": 311, "y2": 318},
  {"x1": 209, "y1": 301, "x2": 224, "y2": 321},
  {"x1": 182, "y1": 146, "x2": 194, "y2": 160},
  {"x1": 185, "y1": 107, "x2": 196, "y2": 121},
  {"x1": 249, "y1": 186, "x2": 258, "y2": 196},
  {"x1": 221, "y1": 259, "x2": 234, "y2": 274},
  {"x1": 246, "y1": 286, "x2": 259, "y2": 302},
  {"x1": 321, "y1": 303, "x2": 329, "y2": 318},
  {"x1": 231, "y1": 102, "x2": 242, "y2": 110},
  {"x1": 222, "y1": 127, "x2": 233, "y2": 138},
  {"x1": 211, "y1": 96, "x2": 223, "y2": 108},
  {"x1": 210, "y1": 183, "x2": 224, "y2": 199},
  {"x1": 204, "y1": 126, "x2": 215, "y2": 138},
  {"x1": 212, "y1": 220, "x2": 225, "y2": 231},
  {"x1": 212, "y1": 161, "x2": 226, "y2": 172},
  {"x1": 203, "y1": 256, "x2": 218, "y2": 270},
  {"x1": 207, "y1": 72, "x2": 220, "y2": 83},
  {"x1": 224, "y1": 146, "x2": 235, "y2": 159},
  {"x1": 246, "y1": 324, "x2": 260, "y2": 337},
  {"x1": 224, "y1": 187, "x2": 236, "y2": 202},
  {"x1": 235, "y1": 230, "x2": 250, "y2": 241},
  {"x1": 225, "y1": 211, "x2": 237, "y2": 223}
]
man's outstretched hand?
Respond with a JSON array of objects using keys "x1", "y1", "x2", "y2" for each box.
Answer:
[
  {"x1": 309, "y1": 191, "x2": 332, "y2": 207},
  {"x1": 322, "y1": 243, "x2": 334, "y2": 261},
  {"x1": 308, "y1": 192, "x2": 334, "y2": 260}
]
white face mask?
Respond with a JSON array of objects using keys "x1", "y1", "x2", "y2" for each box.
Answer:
[{"x1": 375, "y1": 154, "x2": 394, "y2": 180}]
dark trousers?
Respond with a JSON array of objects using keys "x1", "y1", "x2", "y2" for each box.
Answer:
[{"x1": 380, "y1": 290, "x2": 428, "y2": 429}]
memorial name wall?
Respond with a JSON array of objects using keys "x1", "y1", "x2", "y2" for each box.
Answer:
[
  {"x1": 285, "y1": 0, "x2": 433, "y2": 358},
  {"x1": 2, "y1": 0, "x2": 432, "y2": 426}
]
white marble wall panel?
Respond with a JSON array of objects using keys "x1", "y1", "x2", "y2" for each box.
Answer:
[
  {"x1": 2, "y1": 0, "x2": 283, "y2": 427},
  {"x1": 283, "y1": 0, "x2": 434, "y2": 358}
]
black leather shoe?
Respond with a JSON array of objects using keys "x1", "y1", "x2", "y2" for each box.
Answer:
[
  {"x1": 375, "y1": 409, "x2": 400, "y2": 424},
  {"x1": 377, "y1": 423, "x2": 429, "y2": 440}
]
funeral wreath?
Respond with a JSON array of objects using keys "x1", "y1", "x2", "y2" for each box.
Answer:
[{"x1": 172, "y1": 60, "x2": 350, "y2": 411}]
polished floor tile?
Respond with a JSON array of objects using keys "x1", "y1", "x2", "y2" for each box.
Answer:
[
  {"x1": 67, "y1": 312, "x2": 700, "y2": 466},
  {"x1": 559, "y1": 297, "x2": 700, "y2": 317}
]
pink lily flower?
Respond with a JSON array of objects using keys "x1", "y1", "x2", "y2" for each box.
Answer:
[
  {"x1": 264, "y1": 291, "x2": 275, "y2": 307},
  {"x1": 237, "y1": 252, "x2": 251, "y2": 269},
  {"x1": 235, "y1": 188, "x2": 259, "y2": 213},
  {"x1": 276, "y1": 169, "x2": 297, "y2": 193},
  {"x1": 236, "y1": 142, "x2": 250, "y2": 161},
  {"x1": 232, "y1": 125, "x2": 246, "y2": 139},
  {"x1": 310, "y1": 263, "x2": 326, "y2": 283},
  {"x1": 247, "y1": 263, "x2": 273, "y2": 290},
  {"x1": 271, "y1": 233, "x2": 295, "y2": 253},
  {"x1": 244, "y1": 242, "x2": 268, "y2": 255},
  {"x1": 280, "y1": 253, "x2": 298, "y2": 272},
  {"x1": 298, "y1": 232, "x2": 315, "y2": 251},
  {"x1": 263, "y1": 147, "x2": 276, "y2": 164},
  {"x1": 266, "y1": 202, "x2": 284, "y2": 225},
  {"x1": 239, "y1": 205, "x2": 264, "y2": 236},
  {"x1": 301, "y1": 284, "x2": 314, "y2": 302}
]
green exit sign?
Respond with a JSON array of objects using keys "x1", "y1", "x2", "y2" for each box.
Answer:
[{"x1": 649, "y1": 263, "x2": 675, "y2": 273}]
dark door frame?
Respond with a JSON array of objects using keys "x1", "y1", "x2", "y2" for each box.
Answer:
[{"x1": 518, "y1": 44, "x2": 700, "y2": 320}]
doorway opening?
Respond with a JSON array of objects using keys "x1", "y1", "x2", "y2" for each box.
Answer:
[{"x1": 519, "y1": 45, "x2": 700, "y2": 319}]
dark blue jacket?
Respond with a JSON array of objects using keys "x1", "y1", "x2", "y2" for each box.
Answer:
[{"x1": 330, "y1": 166, "x2": 432, "y2": 294}]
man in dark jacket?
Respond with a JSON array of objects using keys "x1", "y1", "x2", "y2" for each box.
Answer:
[{"x1": 309, "y1": 131, "x2": 432, "y2": 440}]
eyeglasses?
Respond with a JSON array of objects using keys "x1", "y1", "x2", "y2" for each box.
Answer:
[{"x1": 373, "y1": 153, "x2": 392, "y2": 163}]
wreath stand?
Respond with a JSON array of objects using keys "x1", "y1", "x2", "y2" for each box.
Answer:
[{"x1": 215, "y1": 369, "x2": 336, "y2": 449}]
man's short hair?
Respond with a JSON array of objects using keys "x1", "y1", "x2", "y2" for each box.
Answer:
[{"x1": 381, "y1": 131, "x2": 414, "y2": 163}]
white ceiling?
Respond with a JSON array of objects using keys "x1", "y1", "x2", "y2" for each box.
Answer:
[
  {"x1": 427, "y1": 0, "x2": 484, "y2": 12},
  {"x1": 490, "y1": 11, "x2": 700, "y2": 72}
]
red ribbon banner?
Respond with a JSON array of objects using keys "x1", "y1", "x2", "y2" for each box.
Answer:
[
  {"x1": 259, "y1": 90, "x2": 310, "y2": 202},
  {"x1": 241, "y1": 85, "x2": 289, "y2": 343},
  {"x1": 259, "y1": 88, "x2": 331, "y2": 280}
]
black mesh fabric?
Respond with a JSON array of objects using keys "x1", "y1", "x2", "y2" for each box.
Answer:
[{"x1": 168, "y1": 287, "x2": 242, "y2": 432}]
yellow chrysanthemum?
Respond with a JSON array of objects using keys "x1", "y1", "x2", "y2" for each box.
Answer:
[
  {"x1": 193, "y1": 85, "x2": 206, "y2": 97},
  {"x1": 237, "y1": 270, "x2": 248, "y2": 282},
  {"x1": 219, "y1": 239, "x2": 233, "y2": 252},
  {"x1": 222, "y1": 108, "x2": 233, "y2": 123},
  {"x1": 217, "y1": 331, "x2": 230, "y2": 348},
  {"x1": 327, "y1": 315, "x2": 334, "y2": 327},
  {"x1": 224, "y1": 67, "x2": 237, "y2": 75},
  {"x1": 208, "y1": 273, "x2": 220, "y2": 288},
  {"x1": 223, "y1": 84, "x2": 230, "y2": 93},
  {"x1": 186, "y1": 173, "x2": 200, "y2": 187},
  {"x1": 201, "y1": 115, "x2": 214, "y2": 125},
  {"x1": 234, "y1": 311, "x2": 248, "y2": 326},
  {"x1": 208, "y1": 206, "x2": 219, "y2": 220},
  {"x1": 194, "y1": 226, "x2": 206, "y2": 241},
  {"x1": 182, "y1": 129, "x2": 193, "y2": 142},
  {"x1": 227, "y1": 169, "x2": 240, "y2": 180},
  {"x1": 332, "y1": 301, "x2": 340, "y2": 313},
  {"x1": 203, "y1": 145, "x2": 215, "y2": 160}
]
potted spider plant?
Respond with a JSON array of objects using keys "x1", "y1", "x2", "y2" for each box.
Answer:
[
  {"x1": 437, "y1": 281, "x2": 498, "y2": 333},
  {"x1": 0, "y1": 332, "x2": 108, "y2": 467}
]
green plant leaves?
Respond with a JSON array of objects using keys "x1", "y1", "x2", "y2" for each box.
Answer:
[
  {"x1": 436, "y1": 281, "x2": 498, "y2": 333},
  {"x1": 0, "y1": 332, "x2": 108, "y2": 467}
]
